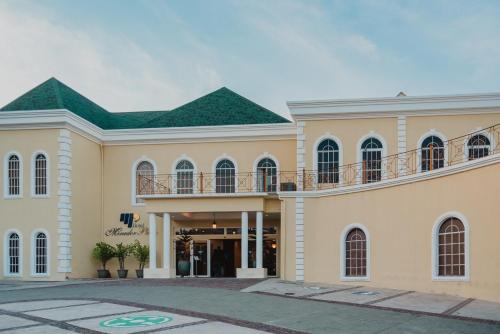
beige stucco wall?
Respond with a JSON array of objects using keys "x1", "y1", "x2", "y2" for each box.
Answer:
[
  {"x1": 101, "y1": 139, "x2": 295, "y2": 274},
  {"x1": 298, "y1": 161, "x2": 500, "y2": 302},
  {"x1": 301, "y1": 118, "x2": 398, "y2": 170},
  {"x1": 0, "y1": 129, "x2": 63, "y2": 280},
  {"x1": 68, "y1": 131, "x2": 103, "y2": 278}
]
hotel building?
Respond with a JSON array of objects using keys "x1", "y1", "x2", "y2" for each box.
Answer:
[{"x1": 1, "y1": 78, "x2": 500, "y2": 302}]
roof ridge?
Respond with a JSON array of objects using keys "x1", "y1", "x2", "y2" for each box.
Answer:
[
  {"x1": 50, "y1": 78, "x2": 65, "y2": 109},
  {"x1": 218, "y1": 87, "x2": 289, "y2": 122}
]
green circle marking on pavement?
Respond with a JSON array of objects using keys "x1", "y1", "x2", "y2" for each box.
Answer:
[{"x1": 100, "y1": 315, "x2": 172, "y2": 328}]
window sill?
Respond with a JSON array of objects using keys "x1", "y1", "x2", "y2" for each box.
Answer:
[
  {"x1": 3, "y1": 273, "x2": 22, "y2": 278},
  {"x1": 31, "y1": 195, "x2": 50, "y2": 199},
  {"x1": 340, "y1": 276, "x2": 370, "y2": 282},
  {"x1": 432, "y1": 276, "x2": 470, "y2": 282},
  {"x1": 3, "y1": 195, "x2": 23, "y2": 200},
  {"x1": 31, "y1": 273, "x2": 49, "y2": 278}
]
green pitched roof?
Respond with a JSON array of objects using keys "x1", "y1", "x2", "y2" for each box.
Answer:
[
  {"x1": 141, "y1": 87, "x2": 290, "y2": 128},
  {"x1": 1, "y1": 78, "x2": 290, "y2": 129},
  {"x1": 1, "y1": 77, "x2": 114, "y2": 129}
]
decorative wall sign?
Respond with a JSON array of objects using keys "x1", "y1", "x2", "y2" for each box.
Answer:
[{"x1": 104, "y1": 213, "x2": 148, "y2": 237}]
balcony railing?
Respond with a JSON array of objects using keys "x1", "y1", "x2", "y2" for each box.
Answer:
[{"x1": 137, "y1": 122, "x2": 500, "y2": 196}]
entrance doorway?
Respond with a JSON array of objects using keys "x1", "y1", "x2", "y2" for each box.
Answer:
[
  {"x1": 174, "y1": 222, "x2": 279, "y2": 278},
  {"x1": 210, "y1": 239, "x2": 241, "y2": 277}
]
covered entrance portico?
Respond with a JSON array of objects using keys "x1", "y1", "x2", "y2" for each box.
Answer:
[{"x1": 142, "y1": 196, "x2": 281, "y2": 279}]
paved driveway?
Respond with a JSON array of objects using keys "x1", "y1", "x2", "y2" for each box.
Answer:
[
  {"x1": 0, "y1": 279, "x2": 499, "y2": 333},
  {"x1": 0, "y1": 299, "x2": 282, "y2": 333}
]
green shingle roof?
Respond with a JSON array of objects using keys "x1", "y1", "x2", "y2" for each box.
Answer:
[{"x1": 0, "y1": 78, "x2": 290, "y2": 129}]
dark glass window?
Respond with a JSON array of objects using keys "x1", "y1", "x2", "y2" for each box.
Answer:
[
  {"x1": 361, "y1": 138, "x2": 382, "y2": 183},
  {"x1": 345, "y1": 228, "x2": 367, "y2": 277},
  {"x1": 216, "y1": 159, "x2": 235, "y2": 193},
  {"x1": 438, "y1": 218, "x2": 465, "y2": 277},
  {"x1": 467, "y1": 134, "x2": 490, "y2": 160},
  {"x1": 421, "y1": 136, "x2": 445, "y2": 171},
  {"x1": 257, "y1": 158, "x2": 277, "y2": 192},
  {"x1": 8, "y1": 233, "x2": 20, "y2": 274},
  {"x1": 8, "y1": 155, "x2": 20, "y2": 196},
  {"x1": 34, "y1": 154, "x2": 47, "y2": 195},
  {"x1": 176, "y1": 160, "x2": 194, "y2": 194},
  {"x1": 35, "y1": 232, "x2": 47, "y2": 274},
  {"x1": 317, "y1": 139, "x2": 339, "y2": 184},
  {"x1": 136, "y1": 161, "x2": 154, "y2": 201}
]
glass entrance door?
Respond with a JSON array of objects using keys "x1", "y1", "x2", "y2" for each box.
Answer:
[{"x1": 191, "y1": 240, "x2": 210, "y2": 277}]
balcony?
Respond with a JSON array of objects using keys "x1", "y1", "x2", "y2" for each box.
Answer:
[{"x1": 137, "y1": 123, "x2": 500, "y2": 197}]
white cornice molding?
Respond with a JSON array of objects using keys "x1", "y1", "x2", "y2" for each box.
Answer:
[
  {"x1": 288, "y1": 92, "x2": 500, "y2": 119},
  {"x1": 0, "y1": 110, "x2": 296, "y2": 144},
  {"x1": 279, "y1": 153, "x2": 500, "y2": 198},
  {"x1": 102, "y1": 123, "x2": 296, "y2": 145}
]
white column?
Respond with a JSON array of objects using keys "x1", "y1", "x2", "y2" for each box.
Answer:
[
  {"x1": 241, "y1": 211, "x2": 249, "y2": 269},
  {"x1": 148, "y1": 213, "x2": 157, "y2": 269},
  {"x1": 163, "y1": 213, "x2": 171, "y2": 270},
  {"x1": 256, "y1": 211, "x2": 263, "y2": 269}
]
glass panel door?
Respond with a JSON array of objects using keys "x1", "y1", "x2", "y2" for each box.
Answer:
[{"x1": 192, "y1": 241, "x2": 208, "y2": 276}]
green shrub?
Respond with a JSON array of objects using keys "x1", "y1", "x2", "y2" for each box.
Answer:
[{"x1": 91, "y1": 242, "x2": 115, "y2": 270}]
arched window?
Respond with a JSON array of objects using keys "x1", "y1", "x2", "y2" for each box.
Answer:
[
  {"x1": 467, "y1": 134, "x2": 490, "y2": 160},
  {"x1": 317, "y1": 139, "x2": 339, "y2": 184},
  {"x1": 421, "y1": 136, "x2": 445, "y2": 171},
  {"x1": 176, "y1": 160, "x2": 194, "y2": 194},
  {"x1": 215, "y1": 159, "x2": 235, "y2": 193},
  {"x1": 34, "y1": 154, "x2": 48, "y2": 195},
  {"x1": 7, "y1": 154, "x2": 21, "y2": 196},
  {"x1": 7, "y1": 233, "x2": 20, "y2": 275},
  {"x1": 34, "y1": 232, "x2": 47, "y2": 274},
  {"x1": 438, "y1": 217, "x2": 465, "y2": 277},
  {"x1": 345, "y1": 228, "x2": 367, "y2": 277},
  {"x1": 361, "y1": 138, "x2": 382, "y2": 183},
  {"x1": 256, "y1": 158, "x2": 277, "y2": 192},
  {"x1": 135, "y1": 161, "x2": 154, "y2": 203}
]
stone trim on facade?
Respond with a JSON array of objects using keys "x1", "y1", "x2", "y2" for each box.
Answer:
[{"x1": 57, "y1": 129, "x2": 72, "y2": 273}]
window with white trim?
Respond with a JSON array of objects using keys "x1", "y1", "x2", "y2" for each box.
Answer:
[
  {"x1": 176, "y1": 160, "x2": 194, "y2": 194},
  {"x1": 34, "y1": 232, "x2": 47, "y2": 274},
  {"x1": 215, "y1": 159, "x2": 235, "y2": 193},
  {"x1": 257, "y1": 158, "x2": 277, "y2": 192},
  {"x1": 467, "y1": 134, "x2": 490, "y2": 160},
  {"x1": 8, "y1": 154, "x2": 21, "y2": 196},
  {"x1": 421, "y1": 136, "x2": 445, "y2": 171},
  {"x1": 437, "y1": 217, "x2": 465, "y2": 277},
  {"x1": 361, "y1": 138, "x2": 382, "y2": 183},
  {"x1": 8, "y1": 233, "x2": 20, "y2": 274},
  {"x1": 317, "y1": 139, "x2": 339, "y2": 184},
  {"x1": 136, "y1": 161, "x2": 154, "y2": 203},
  {"x1": 34, "y1": 154, "x2": 48, "y2": 195},
  {"x1": 345, "y1": 228, "x2": 367, "y2": 277}
]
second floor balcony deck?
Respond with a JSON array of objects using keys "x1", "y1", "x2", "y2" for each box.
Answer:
[{"x1": 137, "y1": 122, "x2": 500, "y2": 197}]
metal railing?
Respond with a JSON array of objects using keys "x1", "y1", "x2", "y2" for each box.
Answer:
[{"x1": 137, "y1": 123, "x2": 500, "y2": 196}]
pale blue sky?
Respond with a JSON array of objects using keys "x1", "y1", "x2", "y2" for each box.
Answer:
[{"x1": 1, "y1": 0, "x2": 500, "y2": 117}]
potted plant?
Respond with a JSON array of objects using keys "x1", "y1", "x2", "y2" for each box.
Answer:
[
  {"x1": 132, "y1": 240, "x2": 149, "y2": 278},
  {"x1": 177, "y1": 229, "x2": 192, "y2": 277},
  {"x1": 92, "y1": 242, "x2": 115, "y2": 279},
  {"x1": 115, "y1": 242, "x2": 132, "y2": 279}
]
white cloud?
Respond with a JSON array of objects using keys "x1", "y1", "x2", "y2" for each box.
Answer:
[{"x1": 0, "y1": 2, "x2": 222, "y2": 112}]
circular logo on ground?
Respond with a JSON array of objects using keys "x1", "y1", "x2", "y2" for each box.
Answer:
[{"x1": 100, "y1": 315, "x2": 172, "y2": 328}]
